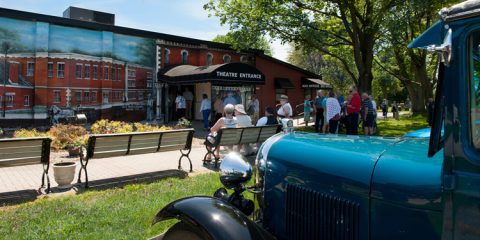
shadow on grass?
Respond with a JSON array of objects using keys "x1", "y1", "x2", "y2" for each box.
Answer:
[{"x1": 0, "y1": 169, "x2": 189, "y2": 206}]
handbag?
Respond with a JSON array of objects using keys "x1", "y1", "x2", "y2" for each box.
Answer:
[{"x1": 204, "y1": 132, "x2": 218, "y2": 147}]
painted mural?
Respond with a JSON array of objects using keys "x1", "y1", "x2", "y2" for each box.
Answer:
[{"x1": 0, "y1": 16, "x2": 156, "y2": 124}]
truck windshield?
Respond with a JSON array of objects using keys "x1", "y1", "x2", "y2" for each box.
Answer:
[{"x1": 470, "y1": 32, "x2": 480, "y2": 149}]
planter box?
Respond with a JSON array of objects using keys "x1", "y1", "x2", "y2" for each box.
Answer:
[{"x1": 53, "y1": 162, "x2": 77, "y2": 189}]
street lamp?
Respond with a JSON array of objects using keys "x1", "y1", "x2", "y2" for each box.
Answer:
[{"x1": 2, "y1": 42, "x2": 10, "y2": 118}]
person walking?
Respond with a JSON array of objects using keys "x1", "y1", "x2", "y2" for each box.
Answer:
[
  {"x1": 314, "y1": 90, "x2": 325, "y2": 132},
  {"x1": 381, "y1": 99, "x2": 388, "y2": 120},
  {"x1": 183, "y1": 87, "x2": 194, "y2": 120},
  {"x1": 247, "y1": 95, "x2": 260, "y2": 124},
  {"x1": 256, "y1": 106, "x2": 279, "y2": 126},
  {"x1": 326, "y1": 90, "x2": 341, "y2": 134},
  {"x1": 303, "y1": 95, "x2": 313, "y2": 127},
  {"x1": 346, "y1": 86, "x2": 361, "y2": 135},
  {"x1": 277, "y1": 95, "x2": 293, "y2": 119},
  {"x1": 370, "y1": 95, "x2": 377, "y2": 134},
  {"x1": 392, "y1": 101, "x2": 399, "y2": 120},
  {"x1": 175, "y1": 92, "x2": 186, "y2": 120},
  {"x1": 213, "y1": 94, "x2": 224, "y2": 123},
  {"x1": 200, "y1": 94, "x2": 211, "y2": 130},
  {"x1": 362, "y1": 93, "x2": 375, "y2": 135}
]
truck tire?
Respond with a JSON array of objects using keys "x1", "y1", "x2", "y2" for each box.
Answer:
[{"x1": 163, "y1": 221, "x2": 211, "y2": 240}]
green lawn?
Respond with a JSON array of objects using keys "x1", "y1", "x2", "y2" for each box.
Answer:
[
  {"x1": 0, "y1": 173, "x2": 223, "y2": 240},
  {"x1": 295, "y1": 113, "x2": 429, "y2": 137}
]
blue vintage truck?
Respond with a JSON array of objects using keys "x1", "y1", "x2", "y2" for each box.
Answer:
[{"x1": 152, "y1": 1, "x2": 480, "y2": 239}]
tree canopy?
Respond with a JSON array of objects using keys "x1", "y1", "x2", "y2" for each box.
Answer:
[{"x1": 211, "y1": 32, "x2": 273, "y2": 56}]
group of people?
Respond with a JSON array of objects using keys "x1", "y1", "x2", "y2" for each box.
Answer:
[{"x1": 302, "y1": 86, "x2": 378, "y2": 136}]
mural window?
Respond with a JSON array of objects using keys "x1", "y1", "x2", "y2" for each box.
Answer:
[
  {"x1": 93, "y1": 65, "x2": 98, "y2": 80},
  {"x1": 181, "y1": 50, "x2": 189, "y2": 64},
  {"x1": 75, "y1": 64, "x2": 83, "y2": 79},
  {"x1": 47, "y1": 62, "x2": 53, "y2": 78},
  {"x1": 138, "y1": 92, "x2": 144, "y2": 100},
  {"x1": 84, "y1": 92, "x2": 90, "y2": 104},
  {"x1": 223, "y1": 54, "x2": 231, "y2": 63},
  {"x1": 0, "y1": 96, "x2": 2, "y2": 108},
  {"x1": 164, "y1": 48, "x2": 170, "y2": 65},
  {"x1": 147, "y1": 72, "x2": 153, "y2": 80},
  {"x1": 128, "y1": 91, "x2": 136, "y2": 100},
  {"x1": 84, "y1": 65, "x2": 91, "y2": 79},
  {"x1": 26, "y1": 62, "x2": 34, "y2": 76},
  {"x1": 128, "y1": 80, "x2": 136, "y2": 87},
  {"x1": 147, "y1": 81, "x2": 153, "y2": 88},
  {"x1": 23, "y1": 95, "x2": 29, "y2": 106},
  {"x1": 91, "y1": 91, "x2": 97, "y2": 102},
  {"x1": 112, "y1": 67, "x2": 116, "y2": 81},
  {"x1": 53, "y1": 91, "x2": 61, "y2": 103},
  {"x1": 128, "y1": 69, "x2": 136, "y2": 78},
  {"x1": 207, "y1": 53, "x2": 213, "y2": 66},
  {"x1": 103, "y1": 92, "x2": 109, "y2": 104},
  {"x1": 57, "y1": 63, "x2": 65, "y2": 78},
  {"x1": 6, "y1": 95, "x2": 14, "y2": 107},
  {"x1": 104, "y1": 67, "x2": 109, "y2": 80},
  {"x1": 76, "y1": 91, "x2": 82, "y2": 104}
]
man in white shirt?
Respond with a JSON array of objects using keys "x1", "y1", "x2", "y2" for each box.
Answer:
[
  {"x1": 183, "y1": 87, "x2": 194, "y2": 119},
  {"x1": 175, "y1": 92, "x2": 186, "y2": 120}
]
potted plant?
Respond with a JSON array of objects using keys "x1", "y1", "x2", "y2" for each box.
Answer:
[
  {"x1": 52, "y1": 160, "x2": 78, "y2": 189},
  {"x1": 174, "y1": 117, "x2": 192, "y2": 129},
  {"x1": 67, "y1": 139, "x2": 83, "y2": 157}
]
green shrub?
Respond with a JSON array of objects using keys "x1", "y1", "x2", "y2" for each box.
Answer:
[{"x1": 91, "y1": 119, "x2": 133, "y2": 134}]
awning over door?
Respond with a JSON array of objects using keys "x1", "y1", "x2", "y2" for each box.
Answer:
[
  {"x1": 157, "y1": 62, "x2": 265, "y2": 85},
  {"x1": 274, "y1": 78, "x2": 295, "y2": 89},
  {"x1": 301, "y1": 77, "x2": 332, "y2": 89}
]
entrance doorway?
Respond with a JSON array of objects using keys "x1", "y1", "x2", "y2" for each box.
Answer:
[{"x1": 166, "y1": 85, "x2": 195, "y2": 122}]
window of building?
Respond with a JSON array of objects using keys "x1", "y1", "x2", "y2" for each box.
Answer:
[
  {"x1": 84, "y1": 92, "x2": 90, "y2": 104},
  {"x1": 76, "y1": 91, "x2": 82, "y2": 104},
  {"x1": 102, "y1": 92, "x2": 109, "y2": 103},
  {"x1": 104, "y1": 67, "x2": 109, "y2": 80},
  {"x1": 23, "y1": 95, "x2": 29, "y2": 106},
  {"x1": 47, "y1": 62, "x2": 53, "y2": 78},
  {"x1": 26, "y1": 62, "x2": 34, "y2": 76},
  {"x1": 207, "y1": 53, "x2": 213, "y2": 66},
  {"x1": 91, "y1": 91, "x2": 97, "y2": 102},
  {"x1": 240, "y1": 55, "x2": 248, "y2": 63},
  {"x1": 128, "y1": 69, "x2": 136, "y2": 78},
  {"x1": 53, "y1": 91, "x2": 61, "y2": 103},
  {"x1": 164, "y1": 48, "x2": 170, "y2": 65},
  {"x1": 93, "y1": 65, "x2": 98, "y2": 80},
  {"x1": 223, "y1": 54, "x2": 231, "y2": 63},
  {"x1": 128, "y1": 91, "x2": 136, "y2": 100},
  {"x1": 112, "y1": 67, "x2": 116, "y2": 81},
  {"x1": 84, "y1": 64, "x2": 90, "y2": 79},
  {"x1": 147, "y1": 81, "x2": 153, "y2": 88},
  {"x1": 75, "y1": 64, "x2": 83, "y2": 79},
  {"x1": 57, "y1": 63, "x2": 65, "y2": 78},
  {"x1": 181, "y1": 50, "x2": 189, "y2": 64},
  {"x1": 138, "y1": 92, "x2": 144, "y2": 100},
  {"x1": 147, "y1": 72, "x2": 153, "y2": 80},
  {"x1": 275, "y1": 89, "x2": 287, "y2": 102},
  {"x1": 6, "y1": 95, "x2": 13, "y2": 107}
]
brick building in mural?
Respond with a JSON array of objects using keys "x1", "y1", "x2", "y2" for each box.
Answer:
[{"x1": 0, "y1": 7, "x2": 328, "y2": 126}]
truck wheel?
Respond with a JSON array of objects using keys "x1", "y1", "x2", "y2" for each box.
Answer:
[{"x1": 163, "y1": 221, "x2": 211, "y2": 240}]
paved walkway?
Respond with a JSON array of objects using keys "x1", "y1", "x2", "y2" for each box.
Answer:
[{"x1": 0, "y1": 146, "x2": 216, "y2": 203}]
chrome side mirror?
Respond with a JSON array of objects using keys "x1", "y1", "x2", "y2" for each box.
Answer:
[{"x1": 219, "y1": 152, "x2": 252, "y2": 190}]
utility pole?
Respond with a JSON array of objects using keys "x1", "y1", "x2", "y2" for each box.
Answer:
[{"x1": 2, "y1": 42, "x2": 10, "y2": 118}]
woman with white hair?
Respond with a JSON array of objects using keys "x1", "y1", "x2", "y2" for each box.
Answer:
[
  {"x1": 277, "y1": 94, "x2": 293, "y2": 119},
  {"x1": 205, "y1": 104, "x2": 237, "y2": 161}
]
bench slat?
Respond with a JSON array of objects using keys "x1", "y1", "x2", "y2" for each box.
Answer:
[
  {"x1": 91, "y1": 150, "x2": 128, "y2": 159},
  {"x1": 0, "y1": 139, "x2": 44, "y2": 149},
  {"x1": 238, "y1": 128, "x2": 261, "y2": 144},
  {"x1": 0, "y1": 157, "x2": 42, "y2": 166}
]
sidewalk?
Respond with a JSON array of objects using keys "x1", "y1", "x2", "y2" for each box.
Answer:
[{"x1": 0, "y1": 146, "x2": 215, "y2": 203}]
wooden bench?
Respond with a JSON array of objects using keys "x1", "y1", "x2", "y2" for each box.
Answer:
[
  {"x1": 0, "y1": 137, "x2": 52, "y2": 193},
  {"x1": 203, "y1": 125, "x2": 282, "y2": 168},
  {"x1": 78, "y1": 129, "x2": 195, "y2": 188}
]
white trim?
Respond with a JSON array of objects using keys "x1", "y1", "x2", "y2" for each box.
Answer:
[
  {"x1": 2, "y1": 84, "x2": 34, "y2": 89},
  {"x1": 181, "y1": 49, "x2": 189, "y2": 64},
  {"x1": 240, "y1": 55, "x2": 248, "y2": 63},
  {"x1": 5, "y1": 92, "x2": 15, "y2": 96},
  {"x1": 207, "y1": 52, "x2": 214, "y2": 65}
]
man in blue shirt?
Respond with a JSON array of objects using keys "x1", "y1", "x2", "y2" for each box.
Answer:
[
  {"x1": 223, "y1": 91, "x2": 237, "y2": 106},
  {"x1": 314, "y1": 90, "x2": 325, "y2": 132}
]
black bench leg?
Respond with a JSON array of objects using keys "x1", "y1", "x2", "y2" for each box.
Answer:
[
  {"x1": 203, "y1": 144, "x2": 217, "y2": 165},
  {"x1": 77, "y1": 156, "x2": 89, "y2": 188},
  {"x1": 179, "y1": 148, "x2": 193, "y2": 172},
  {"x1": 40, "y1": 163, "x2": 50, "y2": 193}
]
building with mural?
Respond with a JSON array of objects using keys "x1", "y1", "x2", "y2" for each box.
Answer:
[{"x1": 0, "y1": 7, "x2": 328, "y2": 126}]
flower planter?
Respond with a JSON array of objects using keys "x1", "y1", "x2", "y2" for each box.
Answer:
[
  {"x1": 68, "y1": 146, "x2": 81, "y2": 157},
  {"x1": 53, "y1": 162, "x2": 77, "y2": 189}
]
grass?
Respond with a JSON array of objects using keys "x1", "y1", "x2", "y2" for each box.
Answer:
[
  {"x1": 295, "y1": 113, "x2": 429, "y2": 137},
  {"x1": 0, "y1": 173, "x2": 224, "y2": 240}
]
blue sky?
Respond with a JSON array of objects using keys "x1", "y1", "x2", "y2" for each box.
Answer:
[{"x1": 0, "y1": 0, "x2": 289, "y2": 61}]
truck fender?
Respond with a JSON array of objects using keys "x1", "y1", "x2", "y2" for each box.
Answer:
[{"x1": 152, "y1": 196, "x2": 274, "y2": 240}]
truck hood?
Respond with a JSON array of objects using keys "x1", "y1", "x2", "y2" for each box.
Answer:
[{"x1": 264, "y1": 132, "x2": 443, "y2": 211}]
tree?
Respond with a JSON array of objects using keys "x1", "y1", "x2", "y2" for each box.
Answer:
[
  {"x1": 211, "y1": 32, "x2": 273, "y2": 56},
  {"x1": 377, "y1": 0, "x2": 460, "y2": 113},
  {"x1": 205, "y1": 0, "x2": 396, "y2": 93}
]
